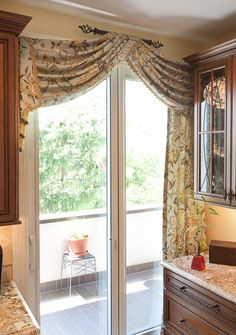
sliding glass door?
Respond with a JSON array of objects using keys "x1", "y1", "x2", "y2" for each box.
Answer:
[
  {"x1": 124, "y1": 66, "x2": 167, "y2": 334},
  {"x1": 34, "y1": 65, "x2": 167, "y2": 335},
  {"x1": 39, "y1": 79, "x2": 113, "y2": 335}
]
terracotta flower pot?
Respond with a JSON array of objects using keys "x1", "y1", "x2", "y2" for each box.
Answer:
[{"x1": 68, "y1": 237, "x2": 88, "y2": 256}]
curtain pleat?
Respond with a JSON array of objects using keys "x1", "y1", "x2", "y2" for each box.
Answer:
[{"x1": 127, "y1": 40, "x2": 193, "y2": 110}]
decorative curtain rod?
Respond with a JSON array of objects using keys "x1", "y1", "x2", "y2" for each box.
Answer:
[{"x1": 79, "y1": 24, "x2": 164, "y2": 49}]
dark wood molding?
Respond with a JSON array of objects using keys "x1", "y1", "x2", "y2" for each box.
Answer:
[
  {"x1": 0, "y1": 34, "x2": 19, "y2": 225},
  {"x1": 0, "y1": 10, "x2": 31, "y2": 36},
  {"x1": 184, "y1": 39, "x2": 236, "y2": 65},
  {"x1": 0, "y1": 11, "x2": 30, "y2": 226}
]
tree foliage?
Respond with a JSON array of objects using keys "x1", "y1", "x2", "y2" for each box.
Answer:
[
  {"x1": 39, "y1": 82, "x2": 166, "y2": 215},
  {"x1": 39, "y1": 105, "x2": 106, "y2": 214}
]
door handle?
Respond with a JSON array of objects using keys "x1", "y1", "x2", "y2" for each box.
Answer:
[{"x1": 29, "y1": 235, "x2": 36, "y2": 271}]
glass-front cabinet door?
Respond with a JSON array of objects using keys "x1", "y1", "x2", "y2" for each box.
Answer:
[
  {"x1": 195, "y1": 59, "x2": 232, "y2": 205},
  {"x1": 185, "y1": 41, "x2": 236, "y2": 207}
]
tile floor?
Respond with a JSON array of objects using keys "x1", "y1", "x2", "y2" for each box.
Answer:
[{"x1": 40, "y1": 266, "x2": 163, "y2": 335}]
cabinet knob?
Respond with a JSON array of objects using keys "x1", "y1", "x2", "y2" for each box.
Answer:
[
  {"x1": 178, "y1": 319, "x2": 185, "y2": 325},
  {"x1": 207, "y1": 303, "x2": 219, "y2": 310},
  {"x1": 178, "y1": 319, "x2": 199, "y2": 335},
  {"x1": 180, "y1": 286, "x2": 187, "y2": 291}
]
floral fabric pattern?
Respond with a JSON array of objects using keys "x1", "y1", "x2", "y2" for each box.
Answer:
[
  {"x1": 19, "y1": 32, "x2": 197, "y2": 259},
  {"x1": 19, "y1": 33, "x2": 193, "y2": 147},
  {"x1": 162, "y1": 108, "x2": 195, "y2": 259}
]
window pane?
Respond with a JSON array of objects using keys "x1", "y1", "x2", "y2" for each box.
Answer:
[
  {"x1": 213, "y1": 68, "x2": 225, "y2": 131},
  {"x1": 39, "y1": 82, "x2": 107, "y2": 215},
  {"x1": 39, "y1": 80, "x2": 109, "y2": 335},
  {"x1": 212, "y1": 133, "x2": 224, "y2": 194},
  {"x1": 200, "y1": 68, "x2": 225, "y2": 132},
  {"x1": 200, "y1": 133, "x2": 211, "y2": 193},
  {"x1": 125, "y1": 67, "x2": 167, "y2": 335},
  {"x1": 200, "y1": 71, "x2": 211, "y2": 132}
]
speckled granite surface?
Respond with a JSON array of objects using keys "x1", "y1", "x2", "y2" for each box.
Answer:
[
  {"x1": 0, "y1": 281, "x2": 40, "y2": 335},
  {"x1": 162, "y1": 255, "x2": 236, "y2": 304}
]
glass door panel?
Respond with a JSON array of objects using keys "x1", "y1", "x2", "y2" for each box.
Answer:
[
  {"x1": 200, "y1": 133, "x2": 211, "y2": 193},
  {"x1": 124, "y1": 66, "x2": 167, "y2": 334},
  {"x1": 39, "y1": 80, "x2": 110, "y2": 335},
  {"x1": 199, "y1": 67, "x2": 226, "y2": 195},
  {"x1": 212, "y1": 133, "x2": 224, "y2": 194}
]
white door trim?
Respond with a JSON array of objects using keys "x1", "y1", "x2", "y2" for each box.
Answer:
[
  {"x1": 117, "y1": 65, "x2": 127, "y2": 335},
  {"x1": 13, "y1": 111, "x2": 40, "y2": 322}
]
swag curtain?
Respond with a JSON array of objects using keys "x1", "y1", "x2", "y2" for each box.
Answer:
[{"x1": 19, "y1": 32, "x2": 197, "y2": 259}]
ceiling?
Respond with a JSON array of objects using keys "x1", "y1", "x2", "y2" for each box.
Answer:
[{"x1": 13, "y1": 0, "x2": 236, "y2": 41}]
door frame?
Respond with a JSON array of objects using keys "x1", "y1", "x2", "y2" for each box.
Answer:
[{"x1": 13, "y1": 110, "x2": 40, "y2": 322}]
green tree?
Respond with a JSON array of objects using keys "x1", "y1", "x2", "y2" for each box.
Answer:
[
  {"x1": 39, "y1": 107, "x2": 106, "y2": 214},
  {"x1": 39, "y1": 81, "x2": 166, "y2": 215}
]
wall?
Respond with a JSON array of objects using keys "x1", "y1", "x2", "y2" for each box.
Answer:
[
  {"x1": 0, "y1": 227, "x2": 13, "y2": 283},
  {"x1": 206, "y1": 205, "x2": 236, "y2": 244},
  {"x1": 1, "y1": 0, "x2": 206, "y2": 61},
  {"x1": 206, "y1": 31, "x2": 236, "y2": 49}
]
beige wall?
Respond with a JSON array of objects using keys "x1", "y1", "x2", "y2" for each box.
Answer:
[
  {"x1": 206, "y1": 206, "x2": 236, "y2": 244},
  {"x1": 206, "y1": 31, "x2": 236, "y2": 49},
  {"x1": 1, "y1": 0, "x2": 206, "y2": 61},
  {"x1": 0, "y1": 227, "x2": 13, "y2": 283}
]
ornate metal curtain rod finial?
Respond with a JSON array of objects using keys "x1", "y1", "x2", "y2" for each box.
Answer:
[
  {"x1": 143, "y1": 39, "x2": 164, "y2": 49},
  {"x1": 78, "y1": 24, "x2": 164, "y2": 49},
  {"x1": 79, "y1": 25, "x2": 107, "y2": 36}
]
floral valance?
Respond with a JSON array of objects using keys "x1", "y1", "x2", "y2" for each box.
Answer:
[
  {"x1": 19, "y1": 31, "x2": 198, "y2": 260},
  {"x1": 19, "y1": 32, "x2": 193, "y2": 149}
]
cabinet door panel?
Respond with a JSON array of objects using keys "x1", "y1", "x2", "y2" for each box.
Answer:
[
  {"x1": 195, "y1": 58, "x2": 231, "y2": 205},
  {"x1": 165, "y1": 292, "x2": 231, "y2": 335},
  {"x1": 231, "y1": 56, "x2": 236, "y2": 207},
  {"x1": 0, "y1": 43, "x2": 5, "y2": 212},
  {"x1": 199, "y1": 67, "x2": 226, "y2": 197},
  {"x1": 0, "y1": 33, "x2": 20, "y2": 225},
  {"x1": 164, "y1": 269, "x2": 236, "y2": 328}
]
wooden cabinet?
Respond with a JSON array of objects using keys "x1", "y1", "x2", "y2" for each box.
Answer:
[
  {"x1": 184, "y1": 40, "x2": 236, "y2": 206},
  {"x1": 0, "y1": 11, "x2": 31, "y2": 226},
  {"x1": 162, "y1": 269, "x2": 236, "y2": 335}
]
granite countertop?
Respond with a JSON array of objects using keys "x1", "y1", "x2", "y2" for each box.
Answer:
[
  {"x1": 0, "y1": 281, "x2": 40, "y2": 335},
  {"x1": 162, "y1": 255, "x2": 236, "y2": 304}
]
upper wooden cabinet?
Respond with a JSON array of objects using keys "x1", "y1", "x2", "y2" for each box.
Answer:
[
  {"x1": 0, "y1": 11, "x2": 31, "y2": 226},
  {"x1": 185, "y1": 40, "x2": 236, "y2": 207}
]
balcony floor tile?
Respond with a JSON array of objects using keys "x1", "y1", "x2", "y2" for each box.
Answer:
[{"x1": 40, "y1": 267, "x2": 163, "y2": 335}]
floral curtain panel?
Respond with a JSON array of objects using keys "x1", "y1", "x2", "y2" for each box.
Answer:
[
  {"x1": 19, "y1": 32, "x2": 197, "y2": 259},
  {"x1": 162, "y1": 108, "x2": 195, "y2": 260}
]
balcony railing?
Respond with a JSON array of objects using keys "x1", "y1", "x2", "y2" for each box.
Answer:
[{"x1": 40, "y1": 206, "x2": 163, "y2": 285}]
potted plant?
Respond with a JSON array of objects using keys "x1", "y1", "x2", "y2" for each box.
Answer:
[
  {"x1": 67, "y1": 219, "x2": 89, "y2": 256},
  {"x1": 67, "y1": 232, "x2": 89, "y2": 256},
  {"x1": 186, "y1": 193, "x2": 218, "y2": 270}
]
